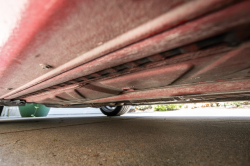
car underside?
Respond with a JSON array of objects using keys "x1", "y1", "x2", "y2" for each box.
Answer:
[{"x1": 1, "y1": 0, "x2": 250, "y2": 116}]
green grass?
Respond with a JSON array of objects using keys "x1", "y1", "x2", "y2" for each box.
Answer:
[
  {"x1": 154, "y1": 104, "x2": 183, "y2": 111},
  {"x1": 136, "y1": 105, "x2": 152, "y2": 110}
]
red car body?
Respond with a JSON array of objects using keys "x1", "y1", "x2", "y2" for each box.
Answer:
[{"x1": 0, "y1": 0, "x2": 250, "y2": 108}]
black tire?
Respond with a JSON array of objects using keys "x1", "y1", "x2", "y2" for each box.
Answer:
[
  {"x1": 0, "y1": 106, "x2": 4, "y2": 116},
  {"x1": 100, "y1": 105, "x2": 131, "y2": 116}
]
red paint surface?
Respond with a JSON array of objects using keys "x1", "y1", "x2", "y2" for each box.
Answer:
[
  {"x1": 0, "y1": 0, "x2": 238, "y2": 99},
  {"x1": 4, "y1": 0, "x2": 250, "y2": 100},
  {"x1": 0, "y1": 0, "x2": 188, "y2": 97},
  {"x1": 22, "y1": 42, "x2": 250, "y2": 104},
  {"x1": 0, "y1": 0, "x2": 66, "y2": 90},
  {"x1": 1, "y1": 0, "x2": 250, "y2": 106}
]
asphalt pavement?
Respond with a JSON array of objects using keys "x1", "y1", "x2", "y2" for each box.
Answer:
[{"x1": 0, "y1": 109, "x2": 250, "y2": 166}]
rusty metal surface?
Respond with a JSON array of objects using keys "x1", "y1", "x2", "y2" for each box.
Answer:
[
  {"x1": 0, "y1": 0, "x2": 189, "y2": 96},
  {"x1": 1, "y1": 0, "x2": 242, "y2": 99},
  {"x1": 85, "y1": 78, "x2": 250, "y2": 104},
  {"x1": 1, "y1": 1, "x2": 250, "y2": 107},
  {"x1": 22, "y1": 42, "x2": 250, "y2": 106},
  {"x1": 100, "y1": 63, "x2": 192, "y2": 90}
]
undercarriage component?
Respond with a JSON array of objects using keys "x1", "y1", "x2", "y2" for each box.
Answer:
[
  {"x1": 1, "y1": 1, "x2": 250, "y2": 108},
  {"x1": 0, "y1": 99, "x2": 26, "y2": 106}
]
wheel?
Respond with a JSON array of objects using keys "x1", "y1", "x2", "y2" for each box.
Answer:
[
  {"x1": 0, "y1": 106, "x2": 4, "y2": 116},
  {"x1": 100, "y1": 105, "x2": 131, "y2": 116}
]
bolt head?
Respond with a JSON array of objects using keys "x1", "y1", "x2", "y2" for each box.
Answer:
[{"x1": 40, "y1": 64, "x2": 53, "y2": 69}]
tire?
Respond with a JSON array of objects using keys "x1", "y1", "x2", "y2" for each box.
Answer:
[
  {"x1": 0, "y1": 106, "x2": 4, "y2": 116},
  {"x1": 100, "y1": 105, "x2": 131, "y2": 116}
]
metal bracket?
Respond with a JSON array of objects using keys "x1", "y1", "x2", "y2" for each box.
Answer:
[{"x1": 0, "y1": 99, "x2": 26, "y2": 106}]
